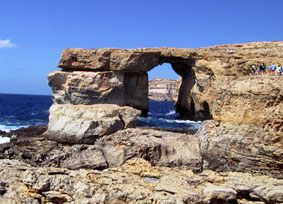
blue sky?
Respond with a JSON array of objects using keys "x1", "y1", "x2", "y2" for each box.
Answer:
[{"x1": 1, "y1": 0, "x2": 282, "y2": 95}]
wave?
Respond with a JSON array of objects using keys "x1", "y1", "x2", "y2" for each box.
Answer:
[
  {"x1": 0, "y1": 124, "x2": 28, "y2": 132},
  {"x1": 0, "y1": 93, "x2": 52, "y2": 132},
  {"x1": 0, "y1": 136, "x2": 10, "y2": 144},
  {"x1": 137, "y1": 116, "x2": 201, "y2": 132},
  {"x1": 165, "y1": 110, "x2": 177, "y2": 116},
  {"x1": 148, "y1": 110, "x2": 180, "y2": 119},
  {"x1": 0, "y1": 95, "x2": 201, "y2": 134}
]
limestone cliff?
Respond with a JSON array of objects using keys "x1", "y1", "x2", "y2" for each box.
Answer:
[
  {"x1": 45, "y1": 41, "x2": 282, "y2": 176},
  {"x1": 148, "y1": 78, "x2": 179, "y2": 101},
  {"x1": 56, "y1": 41, "x2": 283, "y2": 120}
]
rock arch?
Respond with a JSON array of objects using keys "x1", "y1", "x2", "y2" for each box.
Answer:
[
  {"x1": 50, "y1": 48, "x2": 199, "y2": 119},
  {"x1": 47, "y1": 42, "x2": 283, "y2": 158}
]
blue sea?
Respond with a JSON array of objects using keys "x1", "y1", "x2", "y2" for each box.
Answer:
[
  {"x1": 0, "y1": 93, "x2": 52, "y2": 132},
  {"x1": 0, "y1": 93, "x2": 201, "y2": 135}
]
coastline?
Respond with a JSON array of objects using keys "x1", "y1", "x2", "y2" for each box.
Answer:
[{"x1": 0, "y1": 41, "x2": 282, "y2": 203}]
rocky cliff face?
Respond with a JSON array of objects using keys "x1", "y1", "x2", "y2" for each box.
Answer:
[
  {"x1": 148, "y1": 78, "x2": 179, "y2": 101},
  {"x1": 45, "y1": 41, "x2": 282, "y2": 174},
  {"x1": 56, "y1": 41, "x2": 283, "y2": 119},
  {"x1": 48, "y1": 71, "x2": 148, "y2": 111}
]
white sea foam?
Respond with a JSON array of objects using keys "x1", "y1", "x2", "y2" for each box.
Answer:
[
  {"x1": 137, "y1": 116, "x2": 202, "y2": 131},
  {"x1": 0, "y1": 124, "x2": 28, "y2": 133},
  {"x1": 148, "y1": 110, "x2": 179, "y2": 119},
  {"x1": 140, "y1": 116, "x2": 201, "y2": 124},
  {"x1": 165, "y1": 110, "x2": 177, "y2": 116},
  {"x1": 0, "y1": 136, "x2": 10, "y2": 144}
]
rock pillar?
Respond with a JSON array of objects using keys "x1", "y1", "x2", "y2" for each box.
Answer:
[{"x1": 171, "y1": 62, "x2": 196, "y2": 119}]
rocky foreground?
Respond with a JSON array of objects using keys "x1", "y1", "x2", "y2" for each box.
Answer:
[
  {"x1": 0, "y1": 158, "x2": 283, "y2": 204},
  {"x1": 0, "y1": 41, "x2": 282, "y2": 203},
  {"x1": 0, "y1": 126, "x2": 282, "y2": 203}
]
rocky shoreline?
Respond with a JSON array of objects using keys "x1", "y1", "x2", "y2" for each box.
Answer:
[
  {"x1": 0, "y1": 124, "x2": 282, "y2": 203},
  {"x1": 0, "y1": 41, "x2": 282, "y2": 203}
]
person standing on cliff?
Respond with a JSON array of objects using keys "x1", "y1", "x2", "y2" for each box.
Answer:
[
  {"x1": 276, "y1": 64, "x2": 282, "y2": 76},
  {"x1": 259, "y1": 63, "x2": 266, "y2": 75},
  {"x1": 270, "y1": 64, "x2": 277, "y2": 74},
  {"x1": 250, "y1": 64, "x2": 257, "y2": 75}
]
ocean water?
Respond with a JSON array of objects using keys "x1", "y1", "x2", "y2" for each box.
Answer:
[
  {"x1": 0, "y1": 93, "x2": 52, "y2": 132},
  {"x1": 0, "y1": 94, "x2": 200, "y2": 142},
  {"x1": 137, "y1": 100, "x2": 201, "y2": 132}
]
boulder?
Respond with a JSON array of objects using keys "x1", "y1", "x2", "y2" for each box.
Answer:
[
  {"x1": 45, "y1": 104, "x2": 141, "y2": 144},
  {"x1": 48, "y1": 70, "x2": 148, "y2": 112},
  {"x1": 59, "y1": 48, "x2": 161, "y2": 72},
  {"x1": 197, "y1": 120, "x2": 283, "y2": 177}
]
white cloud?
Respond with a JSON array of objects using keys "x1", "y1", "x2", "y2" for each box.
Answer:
[{"x1": 0, "y1": 39, "x2": 16, "y2": 48}]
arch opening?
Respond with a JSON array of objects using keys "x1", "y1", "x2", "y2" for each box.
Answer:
[
  {"x1": 147, "y1": 63, "x2": 179, "y2": 118},
  {"x1": 136, "y1": 61, "x2": 202, "y2": 132},
  {"x1": 146, "y1": 59, "x2": 197, "y2": 120}
]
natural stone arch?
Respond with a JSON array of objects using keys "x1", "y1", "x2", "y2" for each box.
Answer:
[{"x1": 52, "y1": 48, "x2": 200, "y2": 119}]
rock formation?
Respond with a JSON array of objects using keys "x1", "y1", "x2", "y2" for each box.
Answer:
[
  {"x1": 48, "y1": 71, "x2": 148, "y2": 112},
  {"x1": 54, "y1": 41, "x2": 283, "y2": 119},
  {"x1": 45, "y1": 41, "x2": 283, "y2": 173},
  {"x1": 0, "y1": 158, "x2": 282, "y2": 203},
  {"x1": 46, "y1": 41, "x2": 283, "y2": 142},
  {"x1": 1, "y1": 41, "x2": 282, "y2": 203},
  {"x1": 1, "y1": 126, "x2": 201, "y2": 171},
  {"x1": 55, "y1": 47, "x2": 198, "y2": 119}
]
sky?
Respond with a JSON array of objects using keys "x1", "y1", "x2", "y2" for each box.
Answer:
[{"x1": 0, "y1": 0, "x2": 282, "y2": 95}]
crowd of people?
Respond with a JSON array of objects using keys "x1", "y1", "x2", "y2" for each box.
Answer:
[{"x1": 250, "y1": 63, "x2": 283, "y2": 76}]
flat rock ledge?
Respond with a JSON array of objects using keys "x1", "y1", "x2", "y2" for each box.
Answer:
[{"x1": 0, "y1": 158, "x2": 282, "y2": 204}]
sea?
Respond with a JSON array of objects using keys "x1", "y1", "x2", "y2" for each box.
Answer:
[{"x1": 0, "y1": 93, "x2": 201, "y2": 143}]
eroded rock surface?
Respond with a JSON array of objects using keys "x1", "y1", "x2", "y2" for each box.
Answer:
[
  {"x1": 0, "y1": 158, "x2": 282, "y2": 204},
  {"x1": 46, "y1": 104, "x2": 141, "y2": 144},
  {"x1": 0, "y1": 126, "x2": 201, "y2": 171},
  {"x1": 193, "y1": 76, "x2": 283, "y2": 128},
  {"x1": 98, "y1": 128, "x2": 202, "y2": 171},
  {"x1": 193, "y1": 75, "x2": 282, "y2": 177},
  {"x1": 54, "y1": 41, "x2": 283, "y2": 120},
  {"x1": 5, "y1": 41, "x2": 281, "y2": 202},
  {"x1": 59, "y1": 48, "x2": 161, "y2": 72},
  {"x1": 48, "y1": 71, "x2": 148, "y2": 111},
  {"x1": 197, "y1": 120, "x2": 283, "y2": 178}
]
